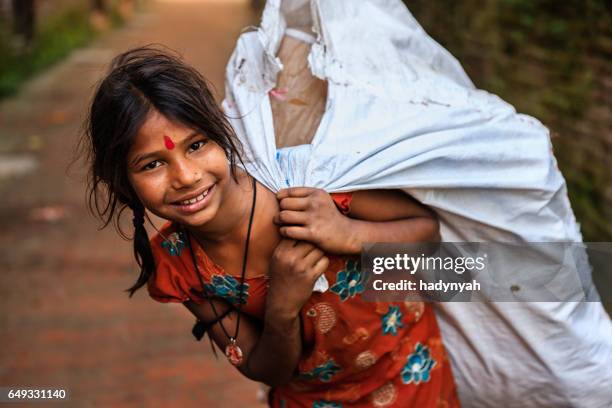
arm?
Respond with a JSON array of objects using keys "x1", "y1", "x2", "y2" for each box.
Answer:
[
  {"x1": 275, "y1": 188, "x2": 440, "y2": 255},
  {"x1": 183, "y1": 239, "x2": 328, "y2": 386},
  {"x1": 183, "y1": 297, "x2": 301, "y2": 386},
  {"x1": 343, "y1": 189, "x2": 440, "y2": 253}
]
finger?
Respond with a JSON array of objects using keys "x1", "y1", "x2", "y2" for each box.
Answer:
[
  {"x1": 275, "y1": 238, "x2": 297, "y2": 251},
  {"x1": 303, "y1": 246, "x2": 325, "y2": 267},
  {"x1": 311, "y1": 256, "x2": 330, "y2": 279},
  {"x1": 289, "y1": 240, "x2": 317, "y2": 256},
  {"x1": 276, "y1": 210, "x2": 309, "y2": 225},
  {"x1": 279, "y1": 226, "x2": 313, "y2": 242},
  {"x1": 277, "y1": 187, "x2": 316, "y2": 200},
  {"x1": 279, "y1": 197, "x2": 309, "y2": 211}
]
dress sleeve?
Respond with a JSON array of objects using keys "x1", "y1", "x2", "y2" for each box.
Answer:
[
  {"x1": 146, "y1": 224, "x2": 200, "y2": 304},
  {"x1": 147, "y1": 257, "x2": 192, "y2": 303},
  {"x1": 330, "y1": 192, "x2": 353, "y2": 215}
]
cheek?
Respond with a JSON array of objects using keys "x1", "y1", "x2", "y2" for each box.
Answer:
[
  {"x1": 208, "y1": 147, "x2": 232, "y2": 179},
  {"x1": 128, "y1": 173, "x2": 164, "y2": 205}
]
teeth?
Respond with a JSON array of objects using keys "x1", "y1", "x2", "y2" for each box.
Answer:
[{"x1": 179, "y1": 187, "x2": 211, "y2": 206}]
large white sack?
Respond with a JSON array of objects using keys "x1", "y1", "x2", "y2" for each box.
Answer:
[{"x1": 222, "y1": 0, "x2": 612, "y2": 407}]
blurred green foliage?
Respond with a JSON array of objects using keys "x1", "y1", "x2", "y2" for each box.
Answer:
[{"x1": 0, "y1": 4, "x2": 127, "y2": 99}]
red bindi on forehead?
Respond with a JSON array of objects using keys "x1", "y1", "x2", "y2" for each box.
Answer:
[{"x1": 163, "y1": 135, "x2": 175, "y2": 150}]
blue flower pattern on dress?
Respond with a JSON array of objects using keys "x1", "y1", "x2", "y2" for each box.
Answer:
[
  {"x1": 204, "y1": 274, "x2": 249, "y2": 305},
  {"x1": 401, "y1": 343, "x2": 436, "y2": 384},
  {"x1": 161, "y1": 231, "x2": 186, "y2": 256},
  {"x1": 382, "y1": 305, "x2": 404, "y2": 335},
  {"x1": 313, "y1": 401, "x2": 342, "y2": 408},
  {"x1": 300, "y1": 359, "x2": 341, "y2": 382},
  {"x1": 330, "y1": 260, "x2": 364, "y2": 301}
]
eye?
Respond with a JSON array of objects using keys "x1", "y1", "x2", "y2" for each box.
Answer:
[
  {"x1": 188, "y1": 140, "x2": 207, "y2": 152},
  {"x1": 142, "y1": 160, "x2": 162, "y2": 171}
]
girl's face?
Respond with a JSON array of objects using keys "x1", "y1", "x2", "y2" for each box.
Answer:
[{"x1": 127, "y1": 111, "x2": 231, "y2": 228}]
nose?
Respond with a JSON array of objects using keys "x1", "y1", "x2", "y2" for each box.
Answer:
[{"x1": 170, "y1": 157, "x2": 202, "y2": 190}]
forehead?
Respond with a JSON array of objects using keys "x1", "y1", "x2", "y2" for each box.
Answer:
[{"x1": 131, "y1": 111, "x2": 191, "y2": 152}]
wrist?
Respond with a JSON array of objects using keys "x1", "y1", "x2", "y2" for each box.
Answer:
[
  {"x1": 264, "y1": 291, "x2": 300, "y2": 322},
  {"x1": 343, "y1": 218, "x2": 363, "y2": 254},
  {"x1": 265, "y1": 285, "x2": 301, "y2": 321},
  {"x1": 264, "y1": 306, "x2": 300, "y2": 330}
]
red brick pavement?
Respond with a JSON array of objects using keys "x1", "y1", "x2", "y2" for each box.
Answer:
[{"x1": 0, "y1": 1, "x2": 266, "y2": 406}]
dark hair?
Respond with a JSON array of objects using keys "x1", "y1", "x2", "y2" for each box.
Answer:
[{"x1": 82, "y1": 45, "x2": 244, "y2": 297}]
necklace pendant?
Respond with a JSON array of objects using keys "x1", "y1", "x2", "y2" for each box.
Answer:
[{"x1": 225, "y1": 339, "x2": 243, "y2": 366}]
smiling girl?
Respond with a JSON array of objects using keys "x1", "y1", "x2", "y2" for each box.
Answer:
[{"x1": 83, "y1": 47, "x2": 459, "y2": 407}]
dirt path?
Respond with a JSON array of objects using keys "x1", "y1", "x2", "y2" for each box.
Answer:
[{"x1": 0, "y1": 1, "x2": 266, "y2": 406}]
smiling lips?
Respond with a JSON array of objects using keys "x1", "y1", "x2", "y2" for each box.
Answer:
[{"x1": 172, "y1": 184, "x2": 215, "y2": 214}]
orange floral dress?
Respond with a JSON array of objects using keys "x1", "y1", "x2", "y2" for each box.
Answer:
[{"x1": 147, "y1": 193, "x2": 459, "y2": 408}]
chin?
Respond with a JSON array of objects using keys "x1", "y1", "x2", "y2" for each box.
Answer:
[
  {"x1": 175, "y1": 204, "x2": 219, "y2": 229},
  {"x1": 181, "y1": 215, "x2": 214, "y2": 229}
]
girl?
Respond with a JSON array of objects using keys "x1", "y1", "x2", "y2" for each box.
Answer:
[{"x1": 83, "y1": 47, "x2": 459, "y2": 407}]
